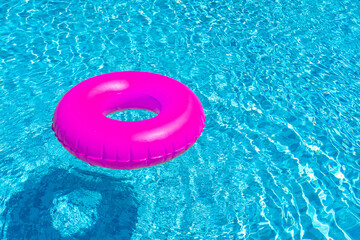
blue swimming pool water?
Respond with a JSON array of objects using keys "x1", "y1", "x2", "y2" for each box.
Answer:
[{"x1": 1, "y1": 0, "x2": 360, "y2": 239}]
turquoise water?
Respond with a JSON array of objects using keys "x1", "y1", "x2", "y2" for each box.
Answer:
[{"x1": 1, "y1": 0, "x2": 360, "y2": 239}]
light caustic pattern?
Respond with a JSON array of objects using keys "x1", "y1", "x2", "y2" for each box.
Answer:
[{"x1": 1, "y1": 0, "x2": 360, "y2": 239}]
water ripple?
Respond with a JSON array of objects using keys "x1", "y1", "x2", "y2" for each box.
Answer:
[{"x1": 1, "y1": 0, "x2": 360, "y2": 239}]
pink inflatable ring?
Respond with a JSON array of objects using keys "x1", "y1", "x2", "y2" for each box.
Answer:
[{"x1": 52, "y1": 71, "x2": 206, "y2": 170}]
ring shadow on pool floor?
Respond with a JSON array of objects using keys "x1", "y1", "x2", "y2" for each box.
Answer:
[{"x1": 1, "y1": 167, "x2": 139, "y2": 240}]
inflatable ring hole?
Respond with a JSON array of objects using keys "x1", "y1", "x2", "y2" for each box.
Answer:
[
  {"x1": 106, "y1": 109, "x2": 158, "y2": 121},
  {"x1": 103, "y1": 92, "x2": 161, "y2": 122}
]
